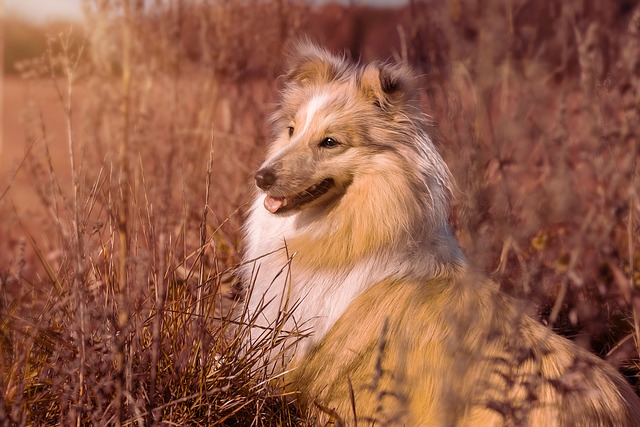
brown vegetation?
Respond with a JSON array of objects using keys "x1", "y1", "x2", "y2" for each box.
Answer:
[{"x1": 1, "y1": 0, "x2": 639, "y2": 425}]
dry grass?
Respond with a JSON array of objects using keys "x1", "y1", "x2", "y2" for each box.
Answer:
[{"x1": 1, "y1": 0, "x2": 639, "y2": 425}]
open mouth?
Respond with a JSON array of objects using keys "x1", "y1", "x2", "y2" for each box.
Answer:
[{"x1": 263, "y1": 178, "x2": 334, "y2": 214}]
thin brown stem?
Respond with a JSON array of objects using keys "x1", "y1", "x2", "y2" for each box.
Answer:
[{"x1": 115, "y1": 1, "x2": 133, "y2": 425}]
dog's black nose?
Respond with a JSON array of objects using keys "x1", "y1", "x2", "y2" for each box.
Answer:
[{"x1": 255, "y1": 168, "x2": 277, "y2": 190}]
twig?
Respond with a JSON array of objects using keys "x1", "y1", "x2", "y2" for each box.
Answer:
[
  {"x1": 313, "y1": 400, "x2": 345, "y2": 427},
  {"x1": 0, "y1": 138, "x2": 38, "y2": 203},
  {"x1": 46, "y1": 29, "x2": 87, "y2": 427},
  {"x1": 148, "y1": 231, "x2": 166, "y2": 426},
  {"x1": 115, "y1": 1, "x2": 133, "y2": 425}
]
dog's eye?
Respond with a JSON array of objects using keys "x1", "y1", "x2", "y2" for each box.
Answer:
[
  {"x1": 319, "y1": 137, "x2": 340, "y2": 148},
  {"x1": 287, "y1": 126, "x2": 294, "y2": 137}
]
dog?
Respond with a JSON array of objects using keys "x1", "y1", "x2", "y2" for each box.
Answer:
[{"x1": 240, "y1": 42, "x2": 640, "y2": 426}]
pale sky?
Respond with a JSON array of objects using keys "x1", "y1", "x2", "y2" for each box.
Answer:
[
  {"x1": 4, "y1": 0, "x2": 84, "y2": 23},
  {"x1": 3, "y1": 0, "x2": 408, "y2": 23}
]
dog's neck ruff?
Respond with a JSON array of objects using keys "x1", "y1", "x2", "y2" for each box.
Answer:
[{"x1": 241, "y1": 193, "x2": 465, "y2": 356}]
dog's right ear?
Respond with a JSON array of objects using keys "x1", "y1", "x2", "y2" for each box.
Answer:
[{"x1": 283, "y1": 41, "x2": 347, "y2": 86}]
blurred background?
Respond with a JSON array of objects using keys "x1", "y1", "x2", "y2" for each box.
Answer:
[{"x1": 1, "y1": 0, "x2": 640, "y2": 424}]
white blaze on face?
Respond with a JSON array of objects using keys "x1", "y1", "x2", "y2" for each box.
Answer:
[
  {"x1": 262, "y1": 92, "x2": 333, "y2": 214},
  {"x1": 298, "y1": 92, "x2": 332, "y2": 138}
]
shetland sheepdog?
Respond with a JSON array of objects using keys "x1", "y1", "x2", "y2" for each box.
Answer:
[{"x1": 240, "y1": 42, "x2": 640, "y2": 426}]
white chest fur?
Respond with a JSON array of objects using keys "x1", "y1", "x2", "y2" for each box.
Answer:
[{"x1": 241, "y1": 195, "x2": 404, "y2": 356}]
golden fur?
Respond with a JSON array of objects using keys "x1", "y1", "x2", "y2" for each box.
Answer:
[{"x1": 240, "y1": 42, "x2": 640, "y2": 426}]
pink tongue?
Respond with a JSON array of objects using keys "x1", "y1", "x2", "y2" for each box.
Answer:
[{"x1": 264, "y1": 195, "x2": 284, "y2": 213}]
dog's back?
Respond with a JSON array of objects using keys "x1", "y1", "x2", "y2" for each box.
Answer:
[{"x1": 291, "y1": 271, "x2": 640, "y2": 426}]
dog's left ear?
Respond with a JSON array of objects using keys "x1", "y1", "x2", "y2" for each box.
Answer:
[{"x1": 360, "y1": 62, "x2": 418, "y2": 110}]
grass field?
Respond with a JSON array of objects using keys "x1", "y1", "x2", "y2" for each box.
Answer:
[{"x1": 1, "y1": 0, "x2": 639, "y2": 425}]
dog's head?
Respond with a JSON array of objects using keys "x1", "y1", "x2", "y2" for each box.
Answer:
[{"x1": 255, "y1": 42, "x2": 444, "y2": 219}]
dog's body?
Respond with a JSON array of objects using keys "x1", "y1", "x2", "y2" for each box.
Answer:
[{"x1": 240, "y1": 43, "x2": 640, "y2": 425}]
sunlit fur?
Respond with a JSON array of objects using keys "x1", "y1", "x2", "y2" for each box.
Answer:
[{"x1": 240, "y1": 42, "x2": 640, "y2": 426}]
